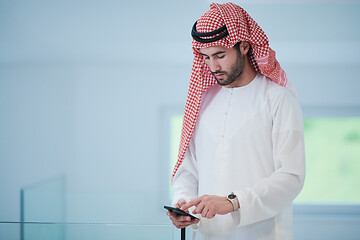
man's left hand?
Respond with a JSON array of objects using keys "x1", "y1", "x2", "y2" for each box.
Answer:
[{"x1": 181, "y1": 195, "x2": 234, "y2": 219}]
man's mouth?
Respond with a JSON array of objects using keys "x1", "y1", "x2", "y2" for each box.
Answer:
[{"x1": 213, "y1": 72, "x2": 226, "y2": 79}]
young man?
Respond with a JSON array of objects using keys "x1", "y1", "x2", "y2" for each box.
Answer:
[{"x1": 167, "y1": 3, "x2": 305, "y2": 240}]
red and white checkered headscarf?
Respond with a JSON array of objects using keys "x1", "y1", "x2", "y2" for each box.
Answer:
[{"x1": 172, "y1": 2, "x2": 292, "y2": 179}]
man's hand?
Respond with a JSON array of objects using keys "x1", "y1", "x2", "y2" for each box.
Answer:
[
  {"x1": 166, "y1": 199, "x2": 200, "y2": 229},
  {"x1": 181, "y1": 195, "x2": 233, "y2": 219}
]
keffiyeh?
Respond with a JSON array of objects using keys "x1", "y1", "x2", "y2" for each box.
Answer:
[{"x1": 172, "y1": 2, "x2": 292, "y2": 179}]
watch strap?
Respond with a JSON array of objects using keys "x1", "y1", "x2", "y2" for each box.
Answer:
[{"x1": 227, "y1": 192, "x2": 239, "y2": 211}]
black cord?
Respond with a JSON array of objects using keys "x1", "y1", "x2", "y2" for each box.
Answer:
[{"x1": 191, "y1": 21, "x2": 229, "y2": 43}]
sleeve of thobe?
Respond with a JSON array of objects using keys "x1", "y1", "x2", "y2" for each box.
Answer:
[
  {"x1": 233, "y1": 88, "x2": 306, "y2": 226},
  {"x1": 172, "y1": 138, "x2": 199, "y2": 206}
]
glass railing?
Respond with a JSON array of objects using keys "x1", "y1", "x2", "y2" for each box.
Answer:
[
  {"x1": 15, "y1": 176, "x2": 181, "y2": 240},
  {"x1": 15, "y1": 176, "x2": 360, "y2": 240},
  {"x1": 0, "y1": 222, "x2": 175, "y2": 240},
  {"x1": 21, "y1": 176, "x2": 66, "y2": 223}
]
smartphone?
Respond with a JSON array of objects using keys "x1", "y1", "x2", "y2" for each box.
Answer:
[{"x1": 164, "y1": 205, "x2": 199, "y2": 220}]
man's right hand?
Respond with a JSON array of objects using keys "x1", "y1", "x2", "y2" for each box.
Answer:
[{"x1": 166, "y1": 199, "x2": 200, "y2": 229}]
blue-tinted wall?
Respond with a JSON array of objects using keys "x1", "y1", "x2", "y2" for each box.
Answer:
[{"x1": 1, "y1": 0, "x2": 359, "y2": 239}]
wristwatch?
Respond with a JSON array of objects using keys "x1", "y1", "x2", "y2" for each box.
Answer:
[{"x1": 227, "y1": 192, "x2": 239, "y2": 211}]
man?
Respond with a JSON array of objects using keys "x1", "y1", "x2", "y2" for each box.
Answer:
[{"x1": 167, "y1": 3, "x2": 305, "y2": 240}]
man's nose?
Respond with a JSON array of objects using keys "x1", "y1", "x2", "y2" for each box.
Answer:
[{"x1": 208, "y1": 59, "x2": 221, "y2": 72}]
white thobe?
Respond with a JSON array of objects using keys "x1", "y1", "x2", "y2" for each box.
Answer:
[{"x1": 172, "y1": 74, "x2": 305, "y2": 240}]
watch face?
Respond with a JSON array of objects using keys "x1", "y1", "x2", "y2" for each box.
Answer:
[{"x1": 228, "y1": 193, "x2": 236, "y2": 199}]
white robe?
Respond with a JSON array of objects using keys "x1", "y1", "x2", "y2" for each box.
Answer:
[{"x1": 172, "y1": 74, "x2": 305, "y2": 240}]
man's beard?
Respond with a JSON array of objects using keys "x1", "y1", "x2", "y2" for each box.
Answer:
[{"x1": 212, "y1": 54, "x2": 245, "y2": 86}]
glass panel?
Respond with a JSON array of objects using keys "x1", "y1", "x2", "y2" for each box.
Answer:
[
  {"x1": 169, "y1": 115, "x2": 360, "y2": 204},
  {"x1": 0, "y1": 222, "x2": 174, "y2": 240},
  {"x1": 169, "y1": 115, "x2": 184, "y2": 176},
  {"x1": 21, "y1": 176, "x2": 66, "y2": 222},
  {"x1": 0, "y1": 222, "x2": 20, "y2": 240},
  {"x1": 168, "y1": 115, "x2": 184, "y2": 199},
  {"x1": 65, "y1": 224, "x2": 173, "y2": 240},
  {"x1": 295, "y1": 117, "x2": 360, "y2": 203}
]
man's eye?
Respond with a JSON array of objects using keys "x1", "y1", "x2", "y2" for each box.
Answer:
[{"x1": 217, "y1": 55, "x2": 225, "y2": 59}]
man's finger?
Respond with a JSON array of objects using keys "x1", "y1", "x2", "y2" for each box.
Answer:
[
  {"x1": 173, "y1": 218, "x2": 199, "y2": 229},
  {"x1": 176, "y1": 199, "x2": 187, "y2": 208},
  {"x1": 169, "y1": 212, "x2": 199, "y2": 229},
  {"x1": 193, "y1": 201, "x2": 205, "y2": 214},
  {"x1": 169, "y1": 212, "x2": 192, "y2": 222},
  {"x1": 181, "y1": 197, "x2": 203, "y2": 211}
]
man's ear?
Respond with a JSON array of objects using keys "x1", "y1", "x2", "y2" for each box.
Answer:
[{"x1": 240, "y1": 42, "x2": 251, "y2": 55}]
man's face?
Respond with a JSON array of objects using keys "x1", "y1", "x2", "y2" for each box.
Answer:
[{"x1": 199, "y1": 45, "x2": 245, "y2": 87}]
